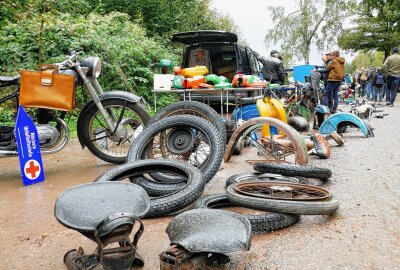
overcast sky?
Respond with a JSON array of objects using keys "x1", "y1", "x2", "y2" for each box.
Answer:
[{"x1": 211, "y1": 0, "x2": 354, "y2": 65}]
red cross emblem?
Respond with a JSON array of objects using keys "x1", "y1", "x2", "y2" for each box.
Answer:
[{"x1": 24, "y1": 160, "x2": 41, "y2": 180}]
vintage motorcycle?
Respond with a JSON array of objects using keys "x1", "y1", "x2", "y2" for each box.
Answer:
[{"x1": 0, "y1": 51, "x2": 150, "y2": 164}]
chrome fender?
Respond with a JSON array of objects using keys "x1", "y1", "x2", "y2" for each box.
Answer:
[{"x1": 319, "y1": 112, "x2": 373, "y2": 137}]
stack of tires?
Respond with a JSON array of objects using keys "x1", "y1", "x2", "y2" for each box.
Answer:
[{"x1": 96, "y1": 101, "x2": 227, "y2": 218}]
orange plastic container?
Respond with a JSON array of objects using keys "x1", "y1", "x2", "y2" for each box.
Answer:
[
  {"x1": 182, "y1": 66, "x2": 209, "y2": 77},
  {"x1": 182, "y1": 76, "x2": 206, "y2": 89},
  {"x1": 231, "y1": 74, "x2": 257, "y2": 87}
]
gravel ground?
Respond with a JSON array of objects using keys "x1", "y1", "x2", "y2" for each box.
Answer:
[{"x1": 0, "y1": 99, "x2": 399, "y2": 269}]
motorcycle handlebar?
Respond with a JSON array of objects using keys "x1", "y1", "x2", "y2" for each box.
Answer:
[{"x1": 56, "y1": 51, "x2": 83, "y2": 68}]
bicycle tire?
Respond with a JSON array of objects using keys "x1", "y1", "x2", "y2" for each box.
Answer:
[
  {"x1": 94, "y1": 159, "x2": 205, "y2": 218},
  {"x1": 194, "y1": 194, "x2": 299, "y2": 234},
  {"x1": 225, "y1": 172, "x2": 309, "y2": 187},
  {"x1": 253, "y1": 162, "x2": 332, "y2": 180},
  {"x1": 226, "y1": 182, "x2": 339, "y2": 215}
]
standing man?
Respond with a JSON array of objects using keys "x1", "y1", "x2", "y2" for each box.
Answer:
[
  {"x1": 321, "y1": 50, "x2": 345, "y2": 113},
  {"x1": 358, "y1": 68, "x2": 368, "y2": 97},
  {"x1": 372, "y1": 67, "x2": 386, "y2": 102},
  {"x1": 366, "y1": 66, "x2": 376, "y2": 100},
  {"x1": 252, "y1": 49, "x2": 286, "y2": 84},
  {"x1": 383, "y1": 47, "x2": 400, "y2": 107}
]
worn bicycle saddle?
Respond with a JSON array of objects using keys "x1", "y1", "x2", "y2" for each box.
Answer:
[
  {"x1": 55, "y1": 182, "x2": 150, "y2": 270},
  {"x1": 55, "y1": 182, "x2": 150, "y2": 236},
  {"x1": 166, "y1": 209, "x2": 252, "y2": 254}
]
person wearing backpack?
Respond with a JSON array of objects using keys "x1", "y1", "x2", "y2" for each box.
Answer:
[
  {"x1": 358, "y1": 69, "x2": 368, "y2": 97},
  {"x1": 372, "y1": 67, "x2": 386, "y2": 102},
  {"x1": 383, "y1": 47, "x2": 400, "y2": 107}
]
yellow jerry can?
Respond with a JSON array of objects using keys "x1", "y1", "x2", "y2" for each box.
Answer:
[{"x1": 256, "y1": 96, "x2": 287, "y2": 138}]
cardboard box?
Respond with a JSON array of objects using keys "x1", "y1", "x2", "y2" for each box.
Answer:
[{"x1": 154, "y1": 74, "x2": 175, "y2": 90}]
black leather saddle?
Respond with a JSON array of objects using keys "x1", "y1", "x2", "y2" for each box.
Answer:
[{"x1": 54, "y1": 182, "x2": 150, "y2": 270}]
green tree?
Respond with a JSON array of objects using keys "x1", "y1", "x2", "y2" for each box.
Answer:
[
  {"x1": 0, "y1": 12, "x2": 176, "y2": 102},
  {"x1": 90, "y1": 0, "x2": 239, "y2": 39},
  {"x1": 369, "y1": 51, "x2": 385, "y2": 67},
  {"x1": 344, "y1": 63, "x2": 353, "y2": 74},
  {"x1": 265, "y1": 0, "x2": 355, "y2": 64},
  {"x1": 350, "y1": 52, "x2": 371, "y2": 71},
  {"x1": 0, "y1": 0, "x2": 241, "y2": 109},
  {"x1": 338, "y1": 0, "x2": 400, "y2": 59}
]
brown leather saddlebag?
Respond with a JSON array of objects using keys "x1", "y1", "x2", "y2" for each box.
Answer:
[{"x1": 19, "y1": 64, "x2": 76, "y2": 111}]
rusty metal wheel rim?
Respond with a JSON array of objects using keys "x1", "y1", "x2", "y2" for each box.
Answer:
[{"x1": 234, "y1": 181, "x2": 330, "y2": 201}]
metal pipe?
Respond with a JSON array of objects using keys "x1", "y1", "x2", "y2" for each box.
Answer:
[{"x1": 90, "y1": 78, "x2": 104, "y2": 95}]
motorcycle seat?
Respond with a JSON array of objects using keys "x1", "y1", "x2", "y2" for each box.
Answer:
[
  {"x1": 0, "y1": 75, "x2": 20, "y2": 84},
  {"x1": 54, "y1": 182, "x2": 150, "y2": 235},
  {"x1": 166, "y1": 209, "x2": 252, "y2": 254}
]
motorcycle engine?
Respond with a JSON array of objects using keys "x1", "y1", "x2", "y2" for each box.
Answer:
[
  {"x1": 37, "y1": 125, "x2": 60, "y2": 147},
  {"x1": 0, "y1": 126, "x2": 16, "y2": 149}
]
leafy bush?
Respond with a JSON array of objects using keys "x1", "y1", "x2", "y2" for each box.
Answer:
[{"x1": 0, "y1": 12, "x2": 178, "y2": 106}]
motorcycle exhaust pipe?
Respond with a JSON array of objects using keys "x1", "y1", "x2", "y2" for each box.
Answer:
[
  {"x1": 0, "y1": 150, "x2": 18, "y2": 157},
  {"x1": 41, "y1": 118, "x2": 70, "y2": 155}
]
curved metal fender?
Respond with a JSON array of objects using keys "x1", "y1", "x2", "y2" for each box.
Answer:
[
  {"x1": 319, "y1": 112, "x2": 373, "y2": 137},
  {"x1": 77, "y1": 91, "x2": 148, "y2": 148},
  {"x1": 224, "y1": 117, "x2": 309, "y2": 165}
]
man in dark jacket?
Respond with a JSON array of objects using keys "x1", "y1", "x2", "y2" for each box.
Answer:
[
  {"x1": 251, "y1": 49, "x2": 285, "y2": 84},
  {"x1": 367, "y1": 66, "x2": 376, "y2": 100},
  {"x1": 372, "y1": 67, "x2": 386, "y2": 102},
  {"x1": 321, "y1": 50, "x2": 345, "y2": 113}
]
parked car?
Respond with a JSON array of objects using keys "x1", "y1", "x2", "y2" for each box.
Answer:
[{"x1": 171, "y1": 30, "x2": 263, "y2": 105}]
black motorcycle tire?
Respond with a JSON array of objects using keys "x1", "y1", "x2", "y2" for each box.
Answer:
[
  {"x1": 94, "y1": 159, "x2": 205, "y2": 218},
  {"x1": 127, "y1": 115, "x2": 224, "y2": 184},
  {"x1": 148, "y1": 100, "x2": 227, "y2": 145},
  {"x1": 80, "y1": 98, "x2": 150, "y2": 164},
  {"x1": 253, "y1": 162, "x2": 332, "y2": 180},
  {"x1": 226, "y1": 183, "x2": 339, "y2": 215},
  {"x1": 225, "y1": 172, "x2": 310, "y2": 187},
  {"x1": 194, "y1": 193, "x2": 300, "y2": 234},
  {"x1": 131, "y1": 175, "x2": 185, "y2": 197}
]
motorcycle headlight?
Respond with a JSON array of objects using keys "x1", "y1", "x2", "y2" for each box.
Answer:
[{"x1": 80, "y1": 57, "x2": 102, "y2": 78}]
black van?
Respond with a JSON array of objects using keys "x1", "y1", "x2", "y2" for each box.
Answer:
[{"x1": 171, "y1": 30, "x2": 262, "y2": 103}]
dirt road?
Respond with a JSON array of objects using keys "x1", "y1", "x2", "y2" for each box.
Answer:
[{"x1": 1, "y1": 102, "x2": 400, "y2": 270}]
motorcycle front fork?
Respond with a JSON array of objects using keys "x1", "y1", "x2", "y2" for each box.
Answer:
[{"x1": 77, "y1": 68, "x2": 117, "y2": 133}]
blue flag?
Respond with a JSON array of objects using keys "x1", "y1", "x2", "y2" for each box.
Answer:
[{"x1": 15, "y1": 105, "x2": 45, "y2": 186}]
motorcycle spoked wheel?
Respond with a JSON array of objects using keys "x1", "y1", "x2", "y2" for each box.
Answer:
[{"x1": 80, "y1": 98, "x2": 150, "y2": 164}]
